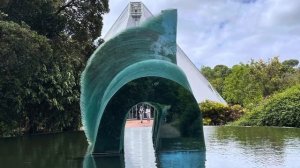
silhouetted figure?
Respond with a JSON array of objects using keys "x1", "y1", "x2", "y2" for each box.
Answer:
[
  {"x1": 139, "y1": 106, "x2": 144, "y2": 123},
  {"x1": 145, "y1": 107, "x2": 151, "y2": 122}
]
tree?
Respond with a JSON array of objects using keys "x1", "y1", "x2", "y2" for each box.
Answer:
[
  {"x1": 223, "y1": 64, "x2": 263, "y2": 106},
  {"x1": 283, "y1": 59, "x2": 299, "y2": 67},
  {"x1": 0, "y1": 21, "x2": 51, "y2": 135},
  {"x1": 211, "y1": 65, "x2": 231, "y2": 94},
  {"x1": 201, "y1": 66, "x2": 214, "y2": 81},
  {"x1": 57, "y1": 0, "x2": 109, "y2": 43},
  {"x1": 0, "y1": 0, "x2": 9, "y2": 8},
  {"x1": 214, "y1": 65, "x2": 231, "y2": 78},
  {"x1": 0, "y1": 1, "x2": 110, "y2": 136},
  {"x1": 0, "y1": 21, "x2": 81, "y2": 135},
  {"x1": 1, "y1": 0, "x2": 65, "y2": 38},
  {"x1": 201, "y1": 64, "x2": 231, "y2": 94},
  {"x1": 0, "y1": 10, "x2": 7, "y2": 19},
  {"x1": 249, "y1": 57, "x2": 298, "y2": 96},
  {"x1": 1, "y1": 0, "x2": 109, "y2": 59}
]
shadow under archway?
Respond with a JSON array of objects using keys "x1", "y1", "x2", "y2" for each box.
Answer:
[{"x1": 92, "y1": 77, "x2": 205, "y2": 154}]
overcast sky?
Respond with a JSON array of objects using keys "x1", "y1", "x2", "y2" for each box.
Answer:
[{"x1": 101, "y1": 0, "x2": 300, "y2": 68}]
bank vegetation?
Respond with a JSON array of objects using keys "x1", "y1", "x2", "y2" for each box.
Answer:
[
  {"x1": 200, "y1": 58, "x2": 300, "y2": 127},
  {"x1": 0, "y1": 0, "x2": 109, "y2": 136}
]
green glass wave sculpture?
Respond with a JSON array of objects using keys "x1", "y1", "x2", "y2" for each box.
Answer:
[{"x1": 80, "y1": 9, "x2": 205, "y2": 154}]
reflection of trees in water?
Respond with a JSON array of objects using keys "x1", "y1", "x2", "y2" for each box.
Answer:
[
  {"x1": 211, "y1": 126, "x2": 300, "y2": 164},
  {"x1": 214, "y1": 126, "x2": 300, "y2": 146},
  {"x1": 0, "y1": 132, "x2": 88, "y2": 168}
]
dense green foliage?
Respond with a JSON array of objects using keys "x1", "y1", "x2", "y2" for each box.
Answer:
[
  {"x1": 234, "y1": 85, "x2": 300, "y2": 127},
  {"x1": 0, "y1": 0, "x2": 109, "y2": 136},
  {"x1": 223, "y1": 64, "x2": 263, "y2": 106},
  {"x1": 0, "y1": 0, "x2": 109, "y2": 65},
  {"x1": 0, "y1": 21, "x2": 51, "y2": 135},
  {"x1": 201, "y1": 65, "x2": 231, "y2": 95},
  {"x1": 200, "y1": 100, "x2": 244, "y2": 125},
  {"x1": 202, "y1": 57, "x2": 300, "y2": 107},
  {"x1": 283, "y1": 59, "x2": 299, "y2": 68},
  {"x1": 0, "y1": 21, "x2": 80, "y2": 135},
  {"x1": 201, "y1": 57, "x2": 300, "y2": 127},
  {"x1": 1, "y1": 0, "x2": 109, "y2": 52}
]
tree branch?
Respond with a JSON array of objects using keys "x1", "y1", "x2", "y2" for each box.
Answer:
[{"x1": 55, "y1": 0, "x2": 76, "y2": 15}]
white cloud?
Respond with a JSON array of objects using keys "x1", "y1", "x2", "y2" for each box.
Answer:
[
  {"x1": 102, "y1": 0, "x2": 300, "y2": 67},
  {"x1": 261, "y1": 0, "x2": 300, "y2": 28}
]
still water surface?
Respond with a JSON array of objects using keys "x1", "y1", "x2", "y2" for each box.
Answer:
[{"x1": 0, "y1": 126, "x2": 299, "y2": 168}]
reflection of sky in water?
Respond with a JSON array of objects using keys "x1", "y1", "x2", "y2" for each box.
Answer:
[
  {"x1": 205, "y1": 126, "x2": 300, "y2": 168},
  {"x1": 124, "y1": 127, "x2": 156, "y2": 168}
]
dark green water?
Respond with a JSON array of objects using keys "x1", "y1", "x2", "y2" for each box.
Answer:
[{"x1": 0, "y1": 126, "x2": 299, "y2": 168}]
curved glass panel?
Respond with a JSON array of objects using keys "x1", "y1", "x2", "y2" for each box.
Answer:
[{"x1": 80, "y1": 9, "x2": 204, "y2": 154}]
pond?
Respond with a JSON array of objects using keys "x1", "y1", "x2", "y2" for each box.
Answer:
[{"x1": 0, "y1": 126, "x2": 299, "y2": 168}]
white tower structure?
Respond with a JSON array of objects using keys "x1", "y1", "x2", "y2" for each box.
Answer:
[{"x1": 103, "y1": 2, "x2": 226, "y2": 104}]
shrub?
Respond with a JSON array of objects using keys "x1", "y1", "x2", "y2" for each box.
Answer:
[
  {"x1": 199, "y1": 100, "x2": 244, "y2": 125},
  {"x1": 234, "y1": 84, "x2": 300, "y2": 127}
]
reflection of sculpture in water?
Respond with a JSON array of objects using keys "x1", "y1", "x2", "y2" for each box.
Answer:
[
  {"x1": 138, "y1": 106, "x2": 144, "y2": 123},
  {"x1": 83, "y1": 149, "x2": 206, "y2": 168},
  {"x1": 83, "y1": 153, "x2": 125, "y2": 168}
]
